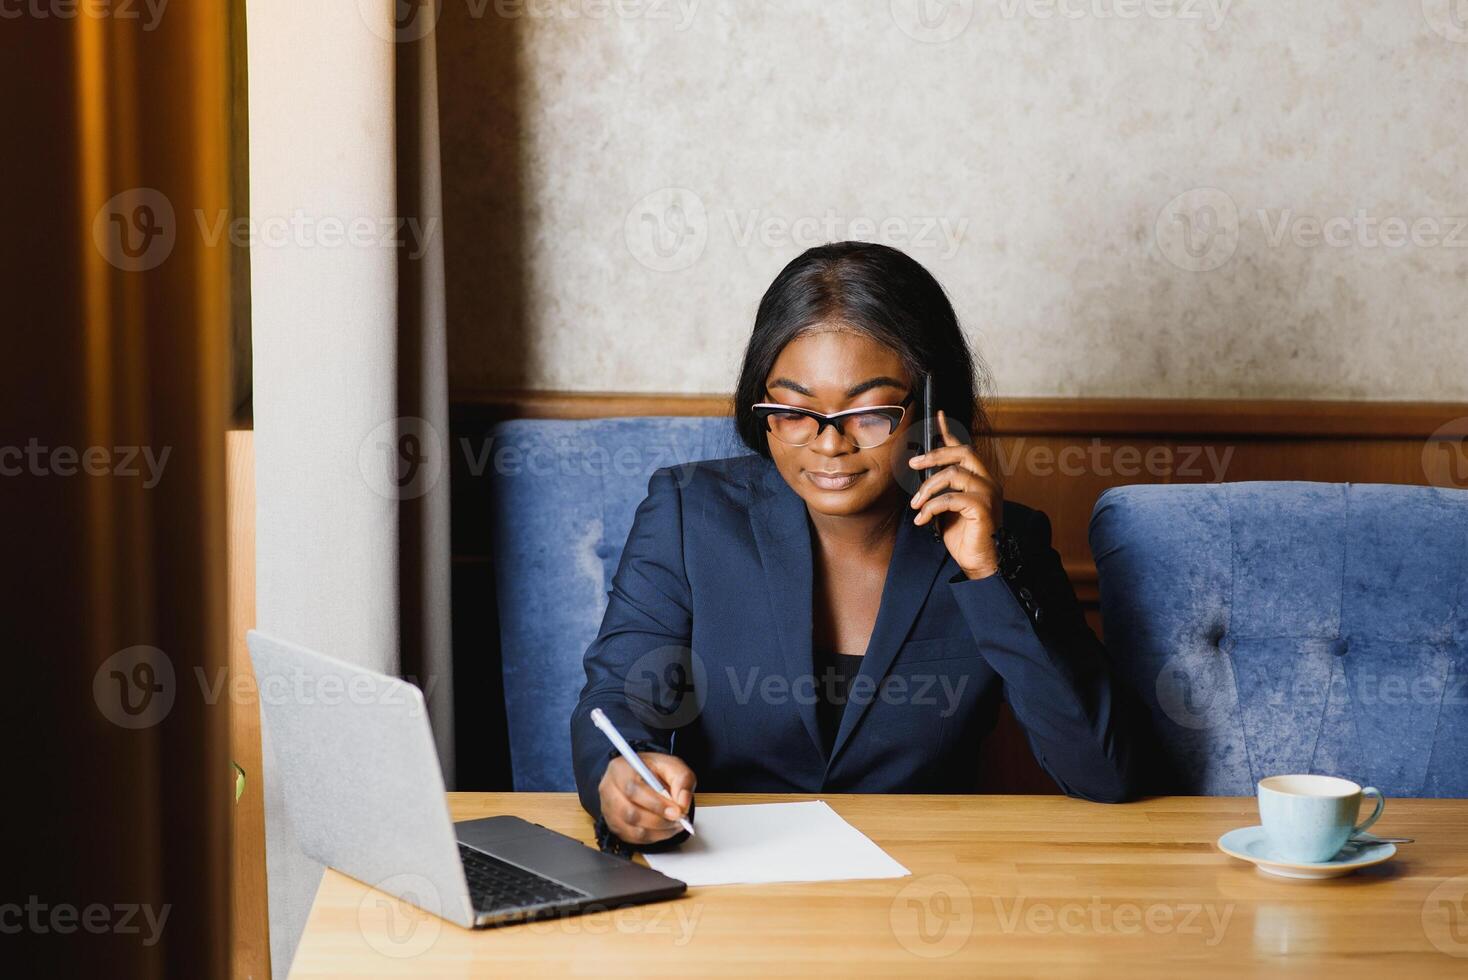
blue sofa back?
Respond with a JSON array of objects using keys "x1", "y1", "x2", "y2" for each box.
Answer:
[
  {"x1": 1091, "y1": 482, "x2": 1468, "y2": 798},
  {"x1": 488, "y1": 416, "x2": 751, "y2": 789}
]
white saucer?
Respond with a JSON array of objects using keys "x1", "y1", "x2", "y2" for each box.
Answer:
[{"x1": 1216, "y1": 826, "x2": 1396, "y2": 879}]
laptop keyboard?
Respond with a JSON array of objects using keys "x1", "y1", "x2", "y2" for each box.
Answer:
[{"x1": 458, "y1": 843, "x2": 589, "y2": 918}]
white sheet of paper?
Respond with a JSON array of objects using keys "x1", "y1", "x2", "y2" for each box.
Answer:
[{"x1": 641, "y1": 800, "x2": 911, "y2": 886}]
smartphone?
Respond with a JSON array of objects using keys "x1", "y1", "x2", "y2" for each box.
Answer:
[
  {"x1": 921, "y1": 374, "x2": 936, "y2": 481},
  {"x1": 922, "y1": 374, "x2": 942, "y2": 539}
]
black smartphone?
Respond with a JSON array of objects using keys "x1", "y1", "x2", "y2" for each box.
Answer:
[
  {"x1": 922, "y1": 373, "x2": 942, "y2": 540},
  {"x1": 921, "y1": 374, "x2": 936, "y2": 481}
]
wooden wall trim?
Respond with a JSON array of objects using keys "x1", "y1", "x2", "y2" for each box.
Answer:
[
  {"x1": 1063, "y1": 561, "x2": 1100, "y2": 605},
  {"x1": 990, "y1": 397, "x2": 1468, "y2": 438},
  {"x1": 449, "y1": 389, "x2": 1468, "y2": 439},
  {"x1": 452, "y1": 389, "x2": 735, "y2": 421}
]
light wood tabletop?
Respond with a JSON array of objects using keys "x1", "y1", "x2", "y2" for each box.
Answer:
[{"x1": 290, "y1": 792, "x2": 1468, "y2": 978}]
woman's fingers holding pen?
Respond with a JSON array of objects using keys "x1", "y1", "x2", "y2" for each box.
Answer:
[
  {"x1": 621, "y1": 762, "x2": 687, "y2": 821},
  {"x1": 600, "y1": 760, "x2": 677, "y2": 842},
  {"x1": 599, "y1": 753, "x2": 697, "y2": 843},
  {"x1": 646, "y1": 753, "x2": 697, "y2": 815}
]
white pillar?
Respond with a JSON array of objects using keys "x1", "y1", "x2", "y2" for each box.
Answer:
[{"x1": 247, "y1": 1, "x2": 400, "y2": 972}]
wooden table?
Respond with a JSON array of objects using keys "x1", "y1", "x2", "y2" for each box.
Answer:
[{"x1": 291, "y1": 793, "x2": 1468, "y2": 978}]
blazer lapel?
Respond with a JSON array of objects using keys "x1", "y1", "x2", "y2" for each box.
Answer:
[
  {"x1": 827, "y1": 509, "x2": 951, "y2": 766},
  {"x1": 749, "y1": 462, "x2": 824, "y2": 758}
]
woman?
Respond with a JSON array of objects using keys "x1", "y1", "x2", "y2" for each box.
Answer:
[{"x1": 570, "y1": 242, "x2": 1140, "y2": 852}]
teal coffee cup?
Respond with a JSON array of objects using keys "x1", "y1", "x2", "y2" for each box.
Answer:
[{"x1": 1257, "y1": 774, "x2": 1385, "y2": 863}]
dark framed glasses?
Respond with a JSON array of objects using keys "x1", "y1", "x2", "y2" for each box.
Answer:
[{"x1": 752, "y1": 390, "x2": 915, "y2": 450}]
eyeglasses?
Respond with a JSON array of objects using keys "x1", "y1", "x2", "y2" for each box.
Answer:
[{"x1": 752, "y1": 391, "x2": 915, "y2": 450}]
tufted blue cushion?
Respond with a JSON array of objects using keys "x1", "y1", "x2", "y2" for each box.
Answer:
[
  {"x1": 1091, "y1": 482, "x2": 1468, "y2": 798},
  {"x1": 488, "y1": 416, "x2": 752, "y2": 789}
]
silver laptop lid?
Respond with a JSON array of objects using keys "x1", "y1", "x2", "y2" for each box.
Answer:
[{"x1": 247, "y1": 630, "x2": 474, "y2": 928}]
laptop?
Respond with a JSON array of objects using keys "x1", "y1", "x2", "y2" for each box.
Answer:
[{"x1": 247, "y1": 630, "x2": 686, "y2": 929}]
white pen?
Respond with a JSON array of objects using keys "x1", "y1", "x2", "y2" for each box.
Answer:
[{"x1": 589, "y1": 707, "x2": 696, "y2": 837}]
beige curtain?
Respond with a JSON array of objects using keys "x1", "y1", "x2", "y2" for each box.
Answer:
[{"x1": 245, "y1": 1, "x2": 454, "y2": 974}]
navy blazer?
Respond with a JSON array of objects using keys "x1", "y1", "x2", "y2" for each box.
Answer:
[{"x1": 571, "y1": 453, "x2": 1140, "y2": 837}]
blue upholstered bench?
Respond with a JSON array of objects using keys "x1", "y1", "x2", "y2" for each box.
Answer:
[{"x1": 1090, "y1": 482, "x2": 1468, "y2": 798}]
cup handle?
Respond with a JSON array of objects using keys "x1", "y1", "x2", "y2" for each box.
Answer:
[{"x1": 1354, "y1": 787, "x2": 1385, "y2": 835}]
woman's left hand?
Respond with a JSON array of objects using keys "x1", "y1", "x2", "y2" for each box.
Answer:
[{"x1": 908, "y1": 410, "x2": 1004, "y2": 580}]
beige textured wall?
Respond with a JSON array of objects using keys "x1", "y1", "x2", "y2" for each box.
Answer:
[{"x1": 439, "y1": 1, "x2": 1468, "y2": 400}]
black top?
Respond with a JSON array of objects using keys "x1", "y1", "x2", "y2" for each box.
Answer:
[{"x1": 813, "y1": 650, "x2": 866, "y2": 757}]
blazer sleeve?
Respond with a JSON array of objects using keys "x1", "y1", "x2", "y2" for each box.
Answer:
[
  {"x1": 569, "y1": 466, "x2": 696, "y2": 847},
  {"x1": 947, "y1": 507, "x2": 1142, "y2": 803}
]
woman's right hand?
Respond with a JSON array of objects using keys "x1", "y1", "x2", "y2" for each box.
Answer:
[{"x1": 598, "y1": 752, "x2": 697, "y2": 845}]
